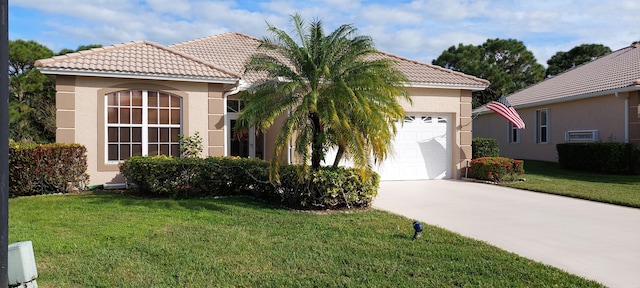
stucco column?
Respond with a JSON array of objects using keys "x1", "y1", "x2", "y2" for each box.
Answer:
[
  {"x1": 207, "y1": 83, "x2": 225, "y2": 156},
  {"x1": 458, "y1": 90, "x2": 474, "y2": 178},
  {"x1": 55, "y1": 76, "x2": 76, "y2": 143}
]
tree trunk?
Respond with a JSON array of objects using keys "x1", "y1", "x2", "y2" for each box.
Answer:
[
  {"x1": 332, "y1": 145, "x2": 344, "y2": 167},
  {"x1": 309, "y1": 112, "x2": 323, "y2": 170}
]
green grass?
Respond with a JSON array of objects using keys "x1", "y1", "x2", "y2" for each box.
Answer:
[
  {"x1": 9, "y1": 193, "x2": 602, "y2": 287},
  {"x1": 501, "y1": 160, "x2": 640, "y2": 208}
]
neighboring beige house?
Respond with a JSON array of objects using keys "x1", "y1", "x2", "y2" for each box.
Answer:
[
  {"x1": 473, "y1": 44, "x2": 640, "y2": 162},
  {"x1": 36, "y1": 32, "x2": 489, "y2": 185}
]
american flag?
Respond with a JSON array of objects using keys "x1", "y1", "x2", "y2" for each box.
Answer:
[{"x1": 486, "y1": 96, "x2": 525, "y2": 129}]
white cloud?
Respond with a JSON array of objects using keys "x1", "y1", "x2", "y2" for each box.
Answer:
[{"x1": 9, "y1": 0, "x2": 640, "y2": 64}]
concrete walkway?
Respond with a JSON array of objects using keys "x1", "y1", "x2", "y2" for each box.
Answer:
[{"x1": 373, "y1": 180, "x2": 640, "y2": 288}]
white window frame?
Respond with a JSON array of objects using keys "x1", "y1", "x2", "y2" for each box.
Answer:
[
  {"x1": 508, "y1": 122, "x2": 520, "y2": 143},
  {"x1": 565, "y1": 130, "x2": 599, "y2": 142},
  {"x1": 535, "y1": 109, "x2": 549, "y2": 144},
  {"x1": 105, "y1": 90, "x2": 182, "y2": 164}
]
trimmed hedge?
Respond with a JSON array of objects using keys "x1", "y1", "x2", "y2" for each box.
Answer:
[
  {"x1": 557, "y1": 142, "x2": 640, "y2": 174},
  {"x1": 9, "y1": 143, "x2": 89, "y2": 197},
  {"x1": 472, "y1": 138, "x2": 499, "y2": 159},
  {"x1": 470, "y1": 157, "x2": 524, "y2": 182},
  {"x1": 120, "y1": 156, "x2": 379, "y2": 210}
]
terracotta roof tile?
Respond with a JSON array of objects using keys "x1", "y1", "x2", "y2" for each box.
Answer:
[
  {"x1": 35, "y1": 41, "x2": 240, "y2": 81},
  {"x1": 171, "y1": 32, "x2": 489, "y2": 88},
  {"x1": 475, "y1": 44, "x2": 640, "y2": 112},
  {"x1": 37, "y1": 32, "x2": 489, "y2": 89},
  {"x1": 371, "y1": 51, "x2": 490, "y2": 88}
]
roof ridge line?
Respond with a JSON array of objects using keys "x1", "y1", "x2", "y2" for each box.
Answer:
[
  {"x1": 35, "y1": 40, "x2": 241, "y2": 79},
  {"x1": 144, "y1": 40, "x2": 241, "y2": 78},
  {"x1": 169, "y1": 32, "x2": 261, "y2": 48},
  {"x1": 35, "y1": 41, "x2": 146, "y2": 66}
]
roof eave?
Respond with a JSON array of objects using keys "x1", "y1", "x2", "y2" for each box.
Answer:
[
  {"x1": 38, "y1": 68, "x2": 239, "y2": 84},
  {"x1": 474, "y1": 85, "x2": 640, "y2": 115},
  {"x1": 407, "y1": 82, "x2": 489, "y2": 91}
]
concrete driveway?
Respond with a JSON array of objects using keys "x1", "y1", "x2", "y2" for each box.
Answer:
[{"x1": 373, "y1": 180, "x2": 640, "y2": 288}]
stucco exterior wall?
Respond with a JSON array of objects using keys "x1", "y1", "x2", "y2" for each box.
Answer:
[
  {"x1": 473, "y1": 93, "x2": 628, "y2": 162},
  {"x1": 57, "y1": 76, "x2": 214, "y2": 185},
  {"x1": 58, "y1": 76, "x2": 476, "y2": 184},
  {"x1": 400, "y1": 87, "x2": 473, "y2": 179},
  {"x1": 629, "y1": 91, "x2": 640, "y2": 144}
]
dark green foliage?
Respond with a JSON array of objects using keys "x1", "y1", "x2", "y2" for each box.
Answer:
[
  {"x1": 470, "y1": 157, "x2": 524, "y2": 182},
  {"x1": 120, "y1": 156, "x2": 379, "y2": 210},
  {"x1": 546, "y1": 44, "x2": 611, "y2": 77},
  {"x1": 557, "y1": 143, "x2": 640, "y2": 174},
  {"x1": 9, "y1": 142, "x2": 89, "y2": 196},
  {"x1": 9, "y1": 40, "x2": 56, "y2": 142},
  {"x1": 472, "y1": 137, "x2": 499, "y2": 159},
  {"x1": 432, "y1": 38, "x2": 545, "y2": 107},
  {"x1": 57, "y1": 44, "x2": 102, "y2": 55}
]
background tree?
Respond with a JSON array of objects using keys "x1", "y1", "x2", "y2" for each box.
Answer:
[
  {"x1": 238, "y1": 14, "x2": 409, "y2": 182},
  {"x1": 57, "y1": 44, "x2": 102, "y2": 55},
  {"x1": 545, "y1": 44, "x2": 611, "y2": 77},
  {"x1": 432, "y1": 38, "x2": 545, "y2": 107},
  {"x1": 9, "y1": 40, "x2": 55, "y2": 142},
  {"x1": 9, "y1": 41, "x2": 103, "y2": 143}
]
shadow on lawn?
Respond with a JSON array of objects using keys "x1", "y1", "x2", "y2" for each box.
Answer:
[
  {"x1": 85, "y1": 190, "x2": 284, "y2": 213},
  {"x1": 523, "y1": 160, "x2": 640, "y2": 185}
]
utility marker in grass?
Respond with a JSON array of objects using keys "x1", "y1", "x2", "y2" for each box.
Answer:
[{"x1": 412, "y1": 221, "x2": 423, "y2": 240}]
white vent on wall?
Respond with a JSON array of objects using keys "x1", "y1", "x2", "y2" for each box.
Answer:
[{"x1": 565, "y1": 130, "x2": 599, "y2": 142}]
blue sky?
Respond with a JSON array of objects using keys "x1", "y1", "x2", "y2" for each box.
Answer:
[{"x1": 9, "y1": 0, "x2": 640, "y2": 65}]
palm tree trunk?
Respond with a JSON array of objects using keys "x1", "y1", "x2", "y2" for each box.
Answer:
[
  {"x1": 332, "y1": 145, "x2": 344, "y2": 167},
  {"x1": 309, "y1": 112, "x2": 323, "y2": 170}
]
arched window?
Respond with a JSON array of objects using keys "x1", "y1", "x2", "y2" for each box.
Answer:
[{"x1": 105, "y1": 90, "x2": 182, "y2": 162}]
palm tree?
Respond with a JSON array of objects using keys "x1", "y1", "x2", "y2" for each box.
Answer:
[{"x1": 237, "y1": 14, "x2": 409, "y2": 181}]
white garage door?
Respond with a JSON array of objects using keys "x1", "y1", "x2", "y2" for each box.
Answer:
[
  {"x1": 377, "y1": 115, "x2": 451, "y2": 180},
  {"x1": 324, "y1": 114, "x2": 452, "y2": 180}
]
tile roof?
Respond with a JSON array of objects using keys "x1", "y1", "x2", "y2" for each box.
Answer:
[
  {"x1": 475, "y1": 44, "x2": 640, "y2": 113},
  {"x1": 35, "y1": 41, "x2": 240, "y2": 82},
  {"x1": 170, "y1": 32, "x2": 489, "y2": 88},
  {"x1": 170, "y1": 32, "x2": 266, "y2": 82},
  {"x1": 371, "y1": 51, "x2": 490, "y2": 88},
  {"x1": 36, "y1": 32, "x2": 489, "y2": 89}
]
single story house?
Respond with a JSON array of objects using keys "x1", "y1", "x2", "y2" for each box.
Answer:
[
  {"x1": 473, "y1": 43, "x2": 640, "y2": 162},
  {"x1": 35, "y1": 32, "x2": 489, "y2": 185}
]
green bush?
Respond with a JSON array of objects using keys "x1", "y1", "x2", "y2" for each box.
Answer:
[
  {"x1": 472, "y1": 138, "x2": 499, "y2": 159},
  {"x1": 9, "y1": 143, "x2": 89, "y2": 197},
  {"x1": 276, "y1": 166, "x2": 379, "y2": 209},
  {"x1": 557, "y1": 142, "x2": 640, "y2": 174},
  {"x1": 120, "y1": 156, "x2": 379, "y2": 210},
  {"x1": 470, "y1": 157, "x2": 524, "y2": 182}
]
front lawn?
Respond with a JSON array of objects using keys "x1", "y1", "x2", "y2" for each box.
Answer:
[
  {"x1": 501, "y1": 160, "x2": 640, "y2": 208},
  {"x1": 9, "y1": 193, "x2": 601, "y2": 287}
]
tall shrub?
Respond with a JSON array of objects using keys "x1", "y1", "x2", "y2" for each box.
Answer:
[
  {"x1": 557, "y1": 143, "x2": 640, "y2": 174},
  {"x1": 9, "y1": 143, "x2": 89, "y2": 196},
  {"x1": 472, "y1": 138, "x2": 499, "y2": 159}
]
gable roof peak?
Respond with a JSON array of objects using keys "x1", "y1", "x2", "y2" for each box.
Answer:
[
  {"x1": 170, "y1": 32, "x2": 260, "y2": 48},
  {"x1": 35, "y1": 39, "x2": 240, "y2": 82}
]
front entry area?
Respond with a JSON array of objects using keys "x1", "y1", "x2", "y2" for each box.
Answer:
[{"x1": 227, "y1": 99, "x2": 264, "y2": 159}]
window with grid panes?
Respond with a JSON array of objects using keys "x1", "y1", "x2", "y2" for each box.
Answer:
[
  {"x1": 535, "y1": 109, "x2": 549, "y2": 144},
  {"x1": 106, "y1": 90, "x2": 182, "y2": 162},
  {"x1": 508, "y1": 122, "x2": 520, "y2": 143}
]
